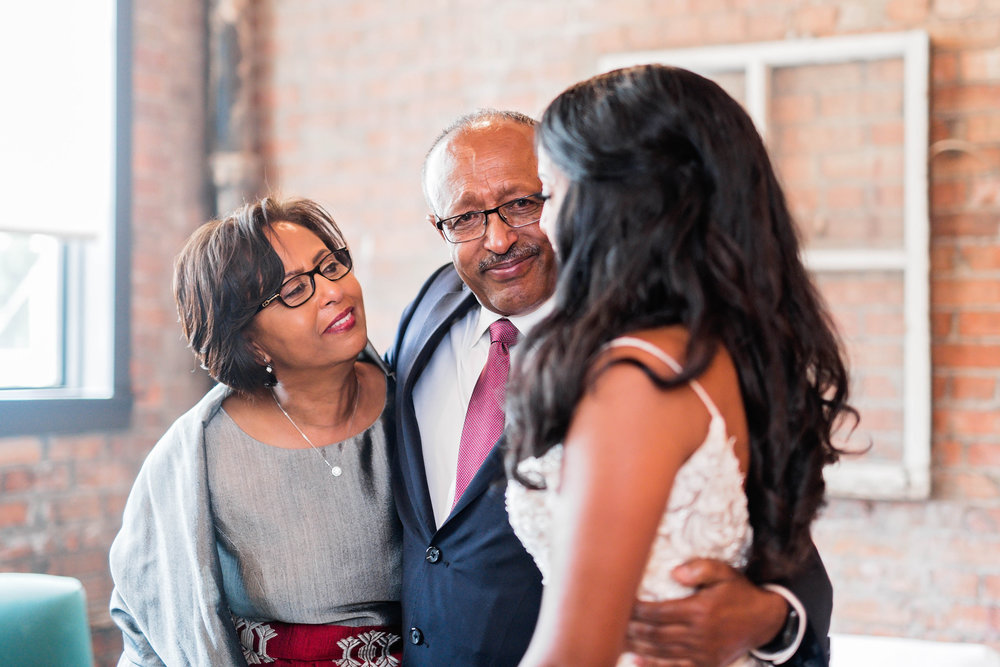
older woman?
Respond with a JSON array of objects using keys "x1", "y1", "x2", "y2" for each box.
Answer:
[{"x1": 110, "y1": 197, "x2": 400, "y2": 666}]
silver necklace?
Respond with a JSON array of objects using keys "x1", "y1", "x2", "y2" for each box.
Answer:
[{"x1": 270, "y1": 378, "x2": 361, "y2": 478}]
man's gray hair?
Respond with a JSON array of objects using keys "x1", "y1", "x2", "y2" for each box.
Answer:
[{"x1": 421, "y1": 109, "x2": 538, "y2": 205}]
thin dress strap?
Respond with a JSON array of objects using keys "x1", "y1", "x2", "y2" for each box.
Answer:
[{"x1": 603, "y1": 336, "x2": 723, "y2": 420}]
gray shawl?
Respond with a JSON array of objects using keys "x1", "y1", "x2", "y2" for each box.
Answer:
[{"x1": 109, "y1": 383, "x2": 247, "y2": 666}]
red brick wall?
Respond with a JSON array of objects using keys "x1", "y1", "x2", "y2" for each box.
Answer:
[{"x1": 0, "y1": 1, "x2": 996, "y2": 664}]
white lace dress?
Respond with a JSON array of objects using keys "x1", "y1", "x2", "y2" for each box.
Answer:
[{"x1": 506, "y1": 337, "x2": 758, "y2": 667}]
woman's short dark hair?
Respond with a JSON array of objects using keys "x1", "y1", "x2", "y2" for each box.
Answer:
[
  {"x1": 173, "y1": 197, "x2": 347, "y2": 394},
  {"x1": 508, "y1": 64, "x2": 857, "y2": 582}
]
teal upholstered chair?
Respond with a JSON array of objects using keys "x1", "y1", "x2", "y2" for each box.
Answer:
[{"x1": 0, "y1": 573, "x2": 94, "y2": 667}]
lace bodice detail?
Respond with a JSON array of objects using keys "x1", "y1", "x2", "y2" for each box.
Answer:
[{"x1": 506, "y1": 336, "x2": 753, "y2": 602}]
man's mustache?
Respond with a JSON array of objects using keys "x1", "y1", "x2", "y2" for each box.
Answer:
[{"x1": 478, "y1": 243, "x2": 541, "y2": 272}]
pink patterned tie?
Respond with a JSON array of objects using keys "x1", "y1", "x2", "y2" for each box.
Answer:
[{"x1": 453, "y1": 318, "x2": 520, "y2": 508}]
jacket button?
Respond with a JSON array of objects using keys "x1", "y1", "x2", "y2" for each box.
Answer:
[
  {"x1": 425, "y1": 546, "x2": 441, "y2": 563},
  {"x1": 410, "y1": 627, "x2": 424, "y2": 645}
]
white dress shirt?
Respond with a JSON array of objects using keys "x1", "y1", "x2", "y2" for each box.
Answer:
[{"x1": 413, "y1": 298, "x2": 553, "y2": 528}]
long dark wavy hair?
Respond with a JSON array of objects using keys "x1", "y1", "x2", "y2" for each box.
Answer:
[{"x1": 506, "y1": 65, "x2": 856, "y2": 581}]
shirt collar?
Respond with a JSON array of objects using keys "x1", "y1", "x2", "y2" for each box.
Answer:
[{"x1": 469, "y1": 296, "x2": 555, "y2": 348}]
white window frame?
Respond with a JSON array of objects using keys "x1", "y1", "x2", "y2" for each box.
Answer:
[
  {"x1": 600, "y1": 30, "x2": 931, "y2": 500},
  {"x1": 0, "y1": 0, "x2": 132, "y2": 436}
]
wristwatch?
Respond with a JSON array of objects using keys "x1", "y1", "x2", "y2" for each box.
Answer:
[
  {"x1": 760, "y1": 605, "x2": 800, "y2": 653},
  {"x1": 748, "y1": 584, "x2": 807, "y2": 665}
]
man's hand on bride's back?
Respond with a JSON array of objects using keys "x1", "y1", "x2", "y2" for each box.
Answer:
[{"x1": 624, "y1": 558, "x2": 787, "y2": 667}]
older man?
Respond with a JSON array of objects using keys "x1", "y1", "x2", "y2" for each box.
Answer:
[{"x1": 388, "y1": 109, "x2": 832, "y2": 666}]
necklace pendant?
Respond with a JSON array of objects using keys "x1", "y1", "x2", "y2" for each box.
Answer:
[{"x1": 271, "y1": 388, "x2": 353, "y2": 481}]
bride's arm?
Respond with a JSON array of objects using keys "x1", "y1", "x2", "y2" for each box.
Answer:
[{"x1": 517, "y1": 360, "x2": 715, "y2": 667}]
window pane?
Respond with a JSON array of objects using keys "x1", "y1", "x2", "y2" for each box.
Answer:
[
  {"x1": 0, "y1": 232, "x2": 63, "y2": 389},
  {"x1": 814, "y1": 269, "x2": 906, "y2": 463},
  {"x1": 0, "y1": 0, "x2": 132, "y2": 436},
  {"x1": 0, "y1": 2, "x2": 114, "y2": 238},
  {"x1": 769, "y1": 58, "x2": 906, "y2": 251}
]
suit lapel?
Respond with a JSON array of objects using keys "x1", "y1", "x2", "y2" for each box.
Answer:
[
  {"x1": 400, "y1": 289, "x2": 474, "y2": 394},
  {"x1": 447, "y1": 435, "x2": 505, "y2": 520},
  {"x1": 398, "y1": 274, "x2": 477, "y2": 538}
]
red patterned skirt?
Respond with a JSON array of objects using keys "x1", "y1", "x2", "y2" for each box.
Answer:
[{"x1": 233, "y1": 616, "x2": 402, "y2": 666}]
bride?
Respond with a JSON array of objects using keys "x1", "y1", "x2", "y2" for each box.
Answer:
[{"x1": 506, "y1": 64, "x2": 855, "y2": 667}]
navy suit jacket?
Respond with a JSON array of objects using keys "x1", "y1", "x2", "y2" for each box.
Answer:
[{"x1": 388, "y1": 263, "x2": 832, "y2": 666}]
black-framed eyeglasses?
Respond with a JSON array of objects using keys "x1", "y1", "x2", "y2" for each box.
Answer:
[
  {"x1": 257, "y1": 248, "x2": 353, "y2": 312},
  {"x1": 434, "y1": 193, "x2": 545, "y2": 244}
]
